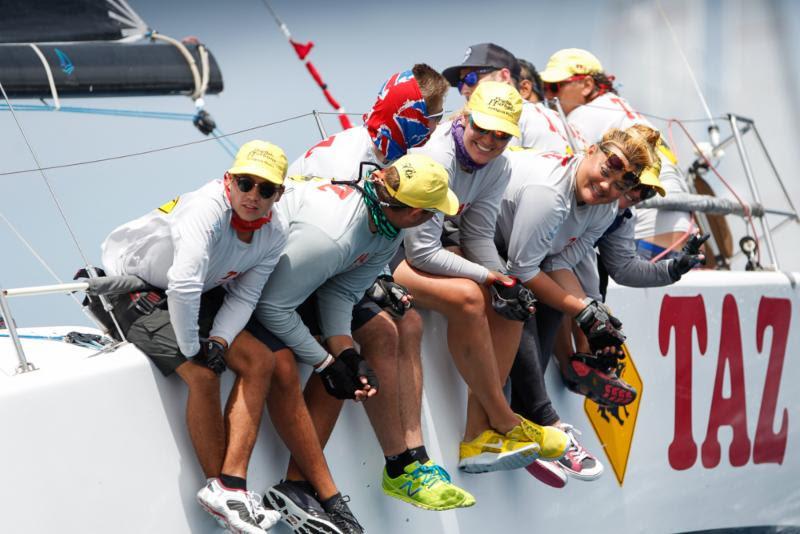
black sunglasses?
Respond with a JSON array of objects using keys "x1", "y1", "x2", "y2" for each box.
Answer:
[
  {"x1": 234, "y1": 175, "x2": 280, "y2": 199},
  {"x1": 625, "y1": 184, "x2": 657, "y2": 203}
]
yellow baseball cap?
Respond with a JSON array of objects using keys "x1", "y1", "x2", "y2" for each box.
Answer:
[
  {"x1": 638, "y1": 158, "x2": 666, "y2": 197},
  {"x1": 466, "y1": 81, "x2": 523, "y2": 138},
  {"x1": 228, "y1": 140, "x2": 288, "y2": 185},
  {"x1": 539, "y1": 48, "x2": 604, "y2": 83},
  {"x1": 384, "y1": 154, "x2": 459, "y2": 215}
]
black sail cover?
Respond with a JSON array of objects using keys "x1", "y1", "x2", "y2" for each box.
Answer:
[{"x1": 0, "y1": 0, "x2": 223, "y2": 97}]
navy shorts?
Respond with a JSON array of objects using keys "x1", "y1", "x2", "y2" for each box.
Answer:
[{"x1": 245, "y1": 293, "x2": 382, "y2": 352}]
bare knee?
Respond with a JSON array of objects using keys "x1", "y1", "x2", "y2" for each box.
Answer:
[
  {"x1": 226, "y1": 331, "x2": 275, "y2": 380},
  {"x1": 448, "y1": 281, "x2": 486, "y2": 320},
  {"x1": 176, "y1": 361, "x2": 220, "y2": 395},
  {"x1": 270, "y1": 349, "x2": 301, "y2": 393},
  {"x1": 354, "y1": 312, "x2": 399, "y2": 356},
  {"x1": 397, "y1": 308, "x2": 423, "y2": 338}
]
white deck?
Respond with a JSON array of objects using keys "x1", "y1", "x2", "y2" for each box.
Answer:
[{"x1": 1, "y1": 270, "x2": 799, "y2": 533}]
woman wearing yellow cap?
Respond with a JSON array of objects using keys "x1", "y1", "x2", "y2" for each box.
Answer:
[
  {"x1": 394, "y1": 81, "x2": 570, "y2": 474},
  {"x1": 100, "y1": 140, "x2": 289, "y2": 534},
  {"x1": 540, "y1": 47, "x2": 693, "y2": 257}
]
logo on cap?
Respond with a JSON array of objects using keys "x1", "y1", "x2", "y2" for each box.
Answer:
[
  {"x1": 463, "y1": 47, "x2": 472, "y2": 63},
  {"x1": 487, "y1": 96, "x2": 514, "y2": 117}
]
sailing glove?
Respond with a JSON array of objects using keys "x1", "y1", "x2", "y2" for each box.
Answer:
[
  {"x1": 489, "y1": 277, "x2": 536, "y2": 321},
  {"x1": 575, "y1": 299, "x2": 626, "y2": 355},
  {"x1": 366, "y1": 275, "x2": 411, "y2": 318},
  {"x1": 194, "y1": 338, "x2": 227, "y2": 375}
]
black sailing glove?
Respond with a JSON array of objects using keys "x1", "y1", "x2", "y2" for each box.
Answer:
[
  {"x1": 575, "y1": 299, "x2": 626, "y2": 355},
  {"x1": 193, "y1": 338, "x2": 227, "y2": 375},
  {"x1": 669, "y1": 233, "x2": 710, "y2": 281},
  {"x1": 489, "y1": 277, "x2": 536, "y2": 321},
  {"x1": 366, "y1": 275, "x2": 411, "y2": 318}
]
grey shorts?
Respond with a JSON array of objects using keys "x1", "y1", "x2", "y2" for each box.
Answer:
[{"x1": 113, "y1": 286, "x2": 226, "y2": 376}]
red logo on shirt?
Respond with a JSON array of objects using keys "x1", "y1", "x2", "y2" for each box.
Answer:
[
  {"x1": 219, "y1": 271, "x2": 239, "y2": 284},
  {"x1": 456, "y1": 202, "x2": 471, "y2": 216},
  {"x1": 352, "y1": 253, "x2": 370, "y2": 267},
  {"x1": 305, "y1": 135, "x2": 337, "y2": 158}
]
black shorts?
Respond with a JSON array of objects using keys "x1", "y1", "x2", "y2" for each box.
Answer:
[
  {"x1": 245, "y1": 293, "x2": 382, "y2": 353},
  {"x1": 105, "y1": 286, "x2": 226, "y2": 376}
]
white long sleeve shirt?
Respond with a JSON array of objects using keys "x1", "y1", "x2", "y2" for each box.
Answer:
[
  {"x1": 510, "y1": 101, "x2": 587, "y2": 153},
  {"x1": 405, "y1": 121, "x2": 510, "y2": 282},
  {"x1": 255, "y1": 178, "x2": 402, "y2": 366},
  {"x1": 287, "y1": 126, "x2": 380, "y2": 181},
  {"x1": 101, "y1": 179, "x2": 288, "y2": 356}
]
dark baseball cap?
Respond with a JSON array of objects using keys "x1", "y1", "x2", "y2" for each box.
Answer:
[{"x1": 442, "y1": 43, "x2": 522, "y2": 87}]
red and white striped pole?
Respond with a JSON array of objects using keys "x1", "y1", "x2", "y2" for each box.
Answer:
[{"x1": 261, "y1": 0, "x2": 353, "y2": 130}]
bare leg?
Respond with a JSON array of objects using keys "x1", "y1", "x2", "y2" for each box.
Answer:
[
  {"x1": 394, "y1": 260, "x2": 520, "y2": 440},
  {"x1": 353, "y1": 312, "x2": 407, "y2": 456},
  {"x1": 553, "y1": 316, "x2": 576, "y2": 371},
  {"x1": 395, "y1": 309, "x2": 425, "y2": 448},
  {"x1": 244, "y1": 336, "x2": 338, "y2": 501},
  {"x1": 221, "y1": 331, "x2": 276, "y2": 478},
  {"x1": 175, "y1": 361, "x2": 224, "y2": 478}
]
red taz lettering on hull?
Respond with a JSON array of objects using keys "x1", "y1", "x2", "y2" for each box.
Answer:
[
  {"x1": 659, "y1": 295, "x2": 707, "y2": 471},
  {"x1": 659, "y1": 294, "x2": 790, "y2": 470},
  {"x1": 754, "y1": 297, "x2": 790, "y2": 464},
  {"x1": 701, "y1": 295, "x2": 751, "y2": 468}
]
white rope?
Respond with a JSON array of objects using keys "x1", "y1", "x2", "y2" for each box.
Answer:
[
  {"x1": 149, "y1": 31, "x2": 205, "y2": 101},
  {"x1": 27, "y1": 44, "x2": 60, "y2": 110}
]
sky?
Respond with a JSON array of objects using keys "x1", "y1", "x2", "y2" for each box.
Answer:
[{"x1": 2, "y1": 0, "x2": 799, "y2": 328}]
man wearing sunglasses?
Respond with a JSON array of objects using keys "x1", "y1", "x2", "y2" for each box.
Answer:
[
  {"x1": 230, "y1": 152, "x2": 463, "y2": 533},
  {"x1": 442, "y1": 42, "x2": 584, "y2": 154},
  {"x1": 100, "y1": 140, "x2": 289, "y2": 534},
  {"x1": 540, "y1": 47, "x2": 693, "y2": 259}
]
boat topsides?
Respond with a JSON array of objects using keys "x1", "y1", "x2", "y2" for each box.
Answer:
[{"x1": 1, "y1": 270, "x2": 799, "y2": 533}]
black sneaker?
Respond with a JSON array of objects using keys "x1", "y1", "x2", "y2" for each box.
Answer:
[
  {"x1": 321, "y1": 494, "x2": 364, "y2": 534},
  {"x1": 264, "y1": 480, "x2": 342, "y2": 534}
]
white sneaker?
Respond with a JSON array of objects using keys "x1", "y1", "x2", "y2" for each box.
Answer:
[
  {"x1": 249, "y1": 490, "x2": 281, "y2": 531},
  {"x1": 196, "y1": 478, "x2": 269, "y2": 534}
]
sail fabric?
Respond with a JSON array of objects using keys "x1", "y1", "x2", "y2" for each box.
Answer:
[{"x1": 0, "y1": 0, "x2": 148, "y2": 44}]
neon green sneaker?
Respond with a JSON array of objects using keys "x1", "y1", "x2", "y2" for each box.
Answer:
[
  {"x1": 506, "y1": 416, "x2": 570, "y2": 461},
  {"x1": 382, "y1": 460, "x2": 475, "y2": 510},
  {"x1": 458, "y1": 429, "x2": 540, "y2": 473}
]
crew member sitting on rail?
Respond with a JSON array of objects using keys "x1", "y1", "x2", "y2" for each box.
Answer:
[{"x1": 100, "y1": 140, "x2": 289, "y2": 534}]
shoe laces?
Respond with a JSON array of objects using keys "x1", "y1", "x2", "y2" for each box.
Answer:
[
  {"x1": 560, "y1": 424, "x2": 589, "y2": 463},
  {"x1": 410, "y1": 463, "x2": 451, "y2": 489},
  {"x1": 328, "y1": 495, "x2": 364, "y2": 533}
]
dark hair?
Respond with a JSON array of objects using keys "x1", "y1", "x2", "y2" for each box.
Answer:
[
  {"x1": 517, "y1": 58, "x2": 544, "y2": 101},
  {"x1": 591, "y1": 72, "x2": 618, "y2": 96}
]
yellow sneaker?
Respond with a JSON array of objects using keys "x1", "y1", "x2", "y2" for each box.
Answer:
[
  {"x1": 506, "y1": 416, "x2": 570, "y2": 461},
  {"x1": 458, "y1": 429, "x2": 540, "y2": 473},
  {"x1": 382, "y1": 461, "x2": 475, "y2": 510}
]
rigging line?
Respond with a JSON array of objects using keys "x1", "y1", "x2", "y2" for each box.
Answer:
[
  {"x1": 0, "y1": 112, "x2": 313, "y2": 177},
  {"x1": 0, "y1": 103, "x2": 196, "y2": 121},
  {"x1": 655, "y1": 0, "x2": 718, "y2": 133},
  {"x1": 0, "y1": 80, "x2": 91, "y2": 266},
  {"x1": 0, "y1": 211, "x2": 83, "y2": 307}
]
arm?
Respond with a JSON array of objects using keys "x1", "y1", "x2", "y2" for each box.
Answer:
[
  {"x1": 209, "y1": 230, "x2": 288, "y2": 345},
  {"x1": 598, "y1": 216, "x2": 674, "y2": 287},
  {"x1": 254, "y1": 225, "x2": 343, "y2": 366},
  {"x1": 165, "y1": 199, "x2": 221, "y2": 357},
  {"x1": 542, "y1": 205, "x2": 616, "y2": 272},
  {"x1": 403, "y1": 214, "x2": 490, "y2": 283},
  {"x1": 459, "y1": 181, "x2": 508, "y2": 275}
]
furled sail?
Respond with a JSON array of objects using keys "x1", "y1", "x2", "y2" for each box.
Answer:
[{"x1": 0, "y1": 0, "x2": 223, "y2": 98}]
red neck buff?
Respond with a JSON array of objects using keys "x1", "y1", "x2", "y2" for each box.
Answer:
[{"x1": 224, "y1": 178, "x2": 271, "y2": 232}]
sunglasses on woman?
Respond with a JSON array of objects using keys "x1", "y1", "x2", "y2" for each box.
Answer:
[
  {"x1": 468, "y1": 115, "x2": 512, "y2": 142},
  {"x1": 457, "y1": 67, "x2": 497, "y2": 92},
  {"x1": 544, "y1": 75, "x2": 588, "y2": 94},
  {"x1": 599, "y1": 145, "x2": 640, "y2": 190},
  {"x1": 234, "y1": 175, "x2": 281, "y2": 199},
  {"x1": 624, "y1": 184, "x2": 657, "y2": 203}
]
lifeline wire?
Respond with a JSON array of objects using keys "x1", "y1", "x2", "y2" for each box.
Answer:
[
  {"x1": 0, "y1": 112, "x2": 314, "y2": 177},
  {"x1": 0, "y1": 80, "x2": 92, "y2": 266}
]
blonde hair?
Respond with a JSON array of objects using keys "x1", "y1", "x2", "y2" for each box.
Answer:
[
  {"x1": 600, "y1": 124, "x2": 661, "y2": 170},
  {"x1": 412, "y1": 63, "x2": 448, "y2": 113}
]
